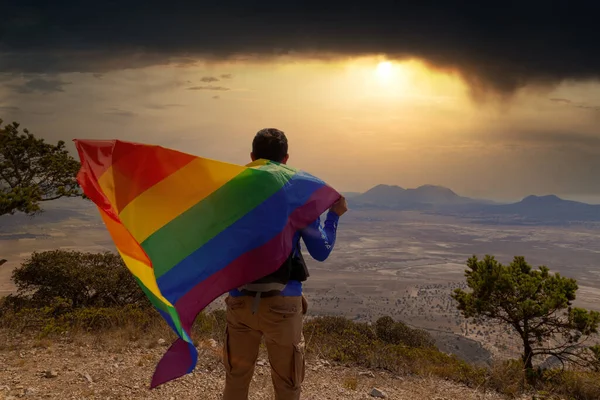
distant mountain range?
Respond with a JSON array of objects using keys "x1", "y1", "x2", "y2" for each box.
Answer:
[
  {"x1": 348, "y1": 184, "x2": 490, "y2": 208},
  {"x1": 347, "y1": 184, "x2": 600, "y2": 225},
  {"x1": 2, "y1": 186, "x2": 599, "y2": 230}
]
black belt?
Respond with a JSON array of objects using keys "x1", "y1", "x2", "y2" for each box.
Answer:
[
  {"x1": 239, "y1": 289, "x2": 282, "y2": 298},
  {"x1": 239, "y1": 289, "x2": 283, "y2": 314}
]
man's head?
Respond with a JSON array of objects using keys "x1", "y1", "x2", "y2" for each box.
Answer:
[{"x1": 251, "y1": 128, "x2": 289, "y2": 164}]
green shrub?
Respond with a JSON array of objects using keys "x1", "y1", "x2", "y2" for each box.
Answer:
[
  {"x1": 0, "y1": 295, "x2": 158, "y2": 335},
  {"x1": 303, "y1": 316, "x2": 484, "y2": 386},
  {"x1": 11, "y1": 250, "x2": 148, "y2": 308},
  {"x1": 488, "y1": 359, "x2": 526, "y2": 397},
  {"x1": 0, "y1": 293, "x2": 228, "y2": 344},
  {"x1": 540, "y1": 369, "x2": 600, "y2": 400},
  {"x1": 375, "y1": 316, "x2": 435, "y2": 348},
  {"x1": 0, "y1": 293, "x2": 33, "y2": 315},
  {"x1": 57, "y1": 305, "x2": 155, "y2": 331},
  {"x1": 192, "y1": 309, "x2": 227, "y2": 342},
  {"x1": 591, "y1": 345, "x2": 600, "y2": 372}
]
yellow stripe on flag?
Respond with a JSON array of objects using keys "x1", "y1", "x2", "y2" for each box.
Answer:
[
  {"x1": 119, "y1": 251, "x2": 173, "y2": 307},
  {"x1": 118, "y1": 157, "x2": 246, "y2": 243}
]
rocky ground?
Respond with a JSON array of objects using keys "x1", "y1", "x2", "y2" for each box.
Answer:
[{"x1": 0, "y1": 332, "x2": 532, "y2": 400}]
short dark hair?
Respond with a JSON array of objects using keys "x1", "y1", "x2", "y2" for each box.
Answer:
[{"x1": 252, "y1": 128, "x2": 288, "y2": 162}]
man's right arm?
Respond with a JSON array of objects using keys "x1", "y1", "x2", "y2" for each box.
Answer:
[
  {"x1": 300, "y1": 196, "x2": 347, "y2": 262},
  {"x1": 300, "y1": 211, "x2": 339, "y2": 262}
]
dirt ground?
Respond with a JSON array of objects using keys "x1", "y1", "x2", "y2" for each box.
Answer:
[{"x1": 0, "y1": 331, "x2": 528, "y2": 400}]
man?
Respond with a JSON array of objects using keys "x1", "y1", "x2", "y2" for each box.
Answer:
[{"x1": 223, "y1": 128, "x2": 347, "y2": 400}]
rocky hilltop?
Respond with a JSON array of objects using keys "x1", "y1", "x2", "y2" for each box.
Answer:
[{"x1": 0, "y1": 332, "x2": 525, "y2": 400}]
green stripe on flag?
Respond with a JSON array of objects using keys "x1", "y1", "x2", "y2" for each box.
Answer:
[{"x1": 142, "y1": 166, "x2": 296, "y2": 278}]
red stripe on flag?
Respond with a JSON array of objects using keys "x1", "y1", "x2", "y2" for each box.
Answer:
[{"x1": 109, "y1": 141, "x2": 196, "y2": 212}]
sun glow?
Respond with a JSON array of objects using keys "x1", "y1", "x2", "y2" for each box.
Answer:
[
  {"x1": 371, "y1": 60, "x2": 411, "y2": 96},
  {"x1": 260, "y1": 56, "x2": 468, "y2": 106},
  {"x1": 375, "y1": 61, "x2": 394, "y2": 80}
]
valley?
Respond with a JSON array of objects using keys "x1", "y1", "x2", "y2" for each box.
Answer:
[{"x1": 2, "y1": 198, "x2": 600, "y2": 366}]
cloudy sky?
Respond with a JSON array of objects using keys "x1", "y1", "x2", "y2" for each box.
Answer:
[{"x1": 1, "y1": 1, "x2": 600, "y2": 202}]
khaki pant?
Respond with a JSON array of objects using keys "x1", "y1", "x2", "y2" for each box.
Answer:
[{"x1": 222, "y1": 294, "x2": 308, "y2": 400}]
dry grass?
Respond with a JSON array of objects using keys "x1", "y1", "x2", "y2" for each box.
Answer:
[
  {"x1": 2, "y1": 303, "x2": 600, "y2": 399},
  {"x1": 343, "y1": 374, "x2": 358, "y2": 391},
  {"x1": 0, "y1": 334, "x2": 512, "y2": 400}
]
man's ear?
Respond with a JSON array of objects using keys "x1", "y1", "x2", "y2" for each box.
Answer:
[
  {"x1": 250, "y1": 152, "x2": 256, "y2": 161},
  {"x1": 282, "y1": 154, "x2": 289, "y2": 164}
]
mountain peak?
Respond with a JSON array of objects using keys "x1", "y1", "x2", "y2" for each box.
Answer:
[
  {"x1": 521, "y1": 194, "x2": 563, "y2": 204},
  {"x1": 414, "y1": 185, "x2": 458, "y2": 195},
  {"x1": 370, "y1": 184, "x2": 405, "y2": 191},
  {"x1": 352, "y1": 183, "x2": 473, "y2": 207}
]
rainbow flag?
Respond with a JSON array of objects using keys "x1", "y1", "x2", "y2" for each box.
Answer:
[{"x1": 73, "y1": 139, "x2": 340, "y2": 387}]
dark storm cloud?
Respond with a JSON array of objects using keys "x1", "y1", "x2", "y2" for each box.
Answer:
[
  {"x1": 575, "y1": 104, "x2": 600, "y2": 112},
  {"x1": 0, "y1": 105, "x2": 20, "y2": 113},
  {"x1": 6, "y1": 78, "x2": 70, "y2": 94},
  {"x1": 549, "y1": 98, "x2": 600, "y2": 112},
  {"x1": 187, "y1": 85, "x2": 230, "y2": 91},
  {"x1": 200, "y1": 76, "x2": 220, "y2": 82},
  {"x1": 105, "y1": 108, "x2": 137, "y2": 118},
  {"x1": 2, "y1": 1, "x2": 599, "y2": 94},
  {"x1": 549, "y1": 98, "x2": 572, "y2": 104},
  {"x1": 0, "y1": 74, "x2": 17, "y2": 82},
  {"x1": 144, "y1": 103, "x2": 183, "y2": 110}
]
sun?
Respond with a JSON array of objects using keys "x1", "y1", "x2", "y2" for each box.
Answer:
[{"x1": 375, "y1": 61, "x2": 394, "y2": 80}]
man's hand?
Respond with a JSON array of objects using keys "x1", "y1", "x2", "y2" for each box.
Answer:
[{"x1": 330, "y1": 196, "x2": 348, "y2": 216}]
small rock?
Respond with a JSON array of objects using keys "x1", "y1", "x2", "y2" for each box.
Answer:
[
  {"x1": 158, "y1": 338, "x2": 167, "y2": 346},
  {"x1": 370, "y1": 387, "x2": 386, "y2": 398},
  {"x1": 256, "y1": 360, "x2": 267, "y2": 367},
  {"x1": 208, "y1": 339, "x2": 218, "y2": 348},
  {"x1": 44, "y1": 370, "x2": 58, "y2": 379},
  {"x1": 82, "y1": 372, "x2": 93, "y2": 383},
  {"x1": 359, "y1": 371, "x2": 375, "y2": 378}
]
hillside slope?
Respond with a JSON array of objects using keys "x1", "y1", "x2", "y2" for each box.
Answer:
[{"x1": 0, "y1": 333, "x2": 525, "y2": 400}]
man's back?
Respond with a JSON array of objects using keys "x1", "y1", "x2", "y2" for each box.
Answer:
[
  {"x1": 222, "y1": 128, "x2": 347, "y2": 400},
  {"x1": 228, "y1": 210, "x2": 340, "y2": 298}
]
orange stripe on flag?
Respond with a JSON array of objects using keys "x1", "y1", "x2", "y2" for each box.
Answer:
[{"x1": 99, "y1": 208, "x2": 151, "y2": 265}]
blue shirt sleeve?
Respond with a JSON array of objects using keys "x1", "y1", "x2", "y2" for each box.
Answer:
[{"x1": 299, "y1": 211, "x2": 339, "y2": 262}]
